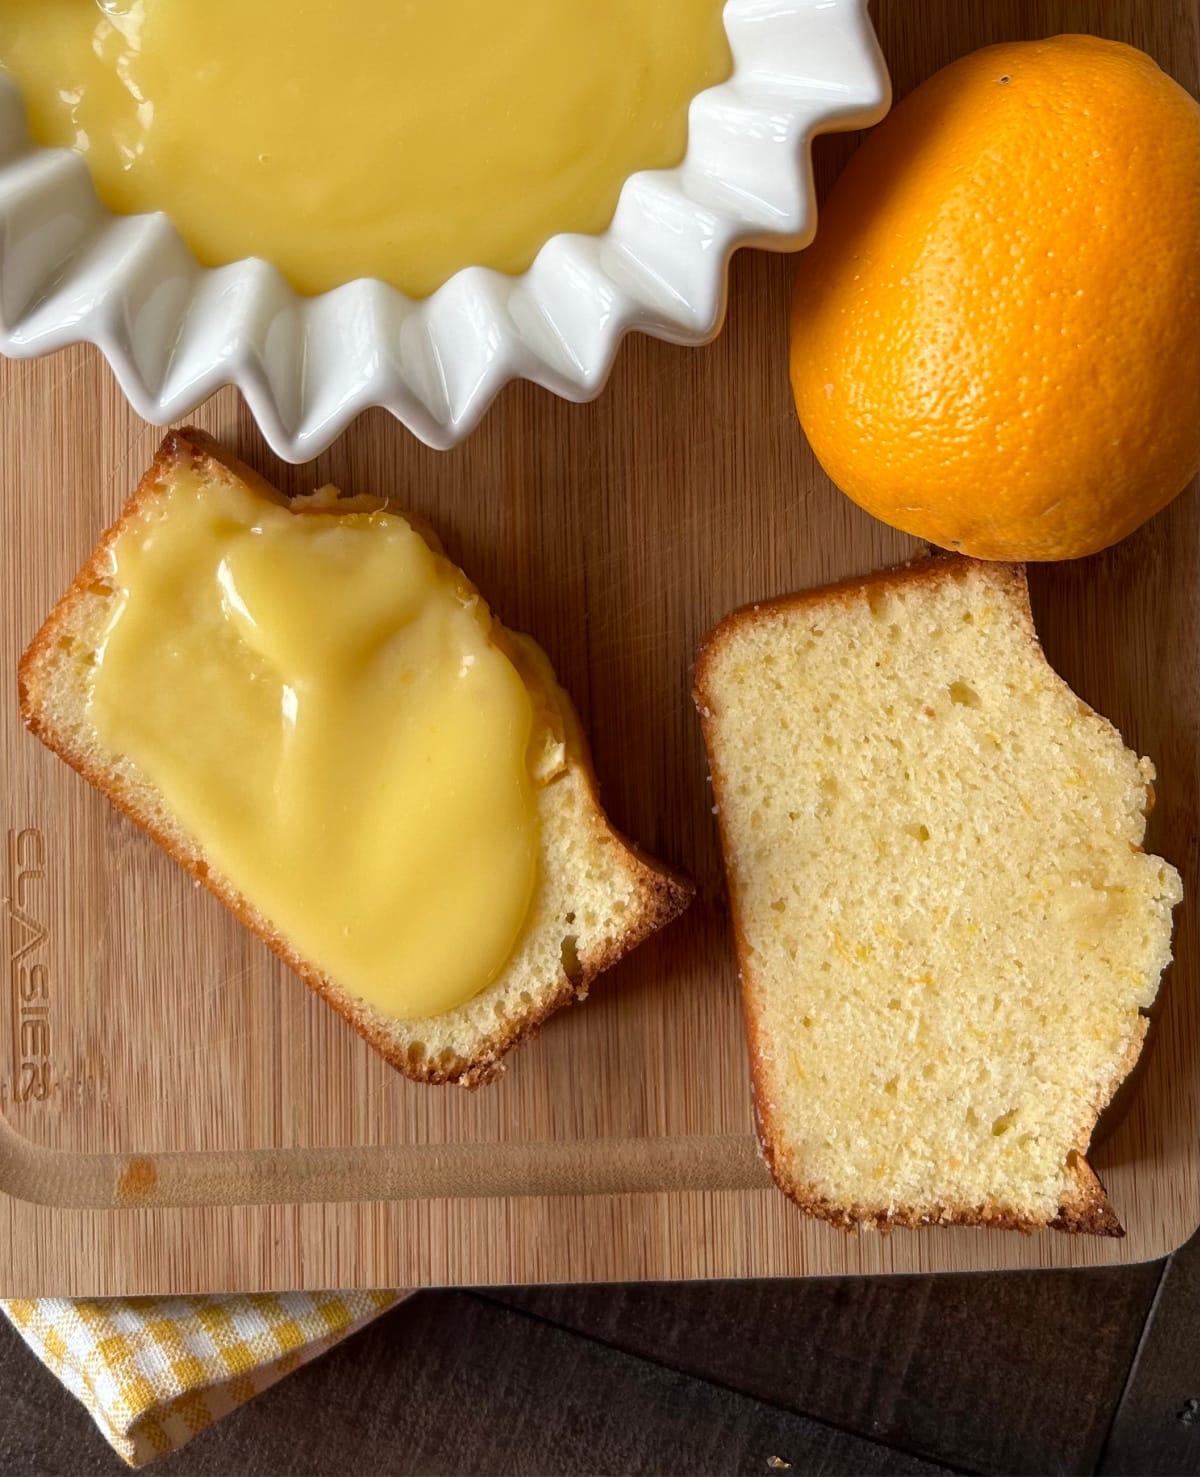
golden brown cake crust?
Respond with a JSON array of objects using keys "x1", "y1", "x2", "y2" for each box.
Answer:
[
  {"x1": 20, "y1": 429, "x2": 692, "y2": 1087},
  {"x1": 694, "y1": 554, "x2": 1150, "y2": 1237}
]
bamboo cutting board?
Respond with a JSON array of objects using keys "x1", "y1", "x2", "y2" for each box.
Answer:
[{"x1": 1, "y1": 0, "x2": 1197, "y2": 1296}]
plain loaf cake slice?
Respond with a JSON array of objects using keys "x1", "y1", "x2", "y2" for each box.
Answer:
[
  {"x1": 20, "y1": 429, "x2": 692, "y2": 1086},
  {"x1": 694, "y1": 556, "x2": 1182, "y2": 1233}
]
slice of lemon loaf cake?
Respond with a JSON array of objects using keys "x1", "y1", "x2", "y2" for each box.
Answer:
[
  {"x1": 694, "y1": 556, "x2": 1182, "y2": 1233},
  {"x1": 20, "y1": 429, "x2": 691, "y2": 1086}
]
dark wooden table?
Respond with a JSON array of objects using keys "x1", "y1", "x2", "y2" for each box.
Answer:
[{"x1": 5, "y1": 1230, "x2": 1200, "y2": 1475}]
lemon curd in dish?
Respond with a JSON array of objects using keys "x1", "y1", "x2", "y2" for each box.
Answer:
[{"x1": 0, "y1": 0, "x2": 732, "y2": 298}]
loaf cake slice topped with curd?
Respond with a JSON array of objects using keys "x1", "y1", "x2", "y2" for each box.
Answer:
[
  {"x1": 20, "y1": 429, "x2": 691, "y2": 1085},
  {"x1": 695, "y1": 557, "x2": 1182, "y2": 1233}
]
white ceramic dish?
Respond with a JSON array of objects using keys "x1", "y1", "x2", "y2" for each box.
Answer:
[{"x1": 0, "y1": 0, "x2": 889, "y2": 461}]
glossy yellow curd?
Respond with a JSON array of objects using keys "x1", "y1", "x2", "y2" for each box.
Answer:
[
  {"x1": 89, "y1": 468, "x2": 540, "y2": 1020},
  {"x1": 0, "y1": 0, "x2": 731, "y2": 298}
]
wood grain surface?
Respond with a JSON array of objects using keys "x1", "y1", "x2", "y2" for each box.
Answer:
[
  {"x1": 0, "y1": 1290, "x2": 967, "y2": 1477},
  {"x1": 0, "y1": 0, "x2": 1196, "y2": 1295},
  {"x1": 494, "y1": 1264, "x2": 1165, "y2": 1475},
  {"x1": 0, "y1": 1250, "x2": 1181, "y2": 1475}
]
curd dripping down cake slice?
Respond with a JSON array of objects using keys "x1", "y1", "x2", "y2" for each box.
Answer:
[
  {"x1": 694, "y1": 556, "x2": 1182, "y2": 1233},
  {"x1": 20, "y1": 429, "x2": 691, "y2": 1086}
]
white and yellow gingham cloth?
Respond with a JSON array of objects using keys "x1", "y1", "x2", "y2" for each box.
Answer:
[{"x1": 2, "y1": 1291, "x2": 404, "y2": 1466}]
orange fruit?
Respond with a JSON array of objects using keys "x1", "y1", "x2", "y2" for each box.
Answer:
[{"x1": 789, "y1": 36, "x2": 1200, "y2": 561}]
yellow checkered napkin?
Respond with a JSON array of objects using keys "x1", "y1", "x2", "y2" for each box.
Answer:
[{"x1": 2, "y1": 1291, "x2": 404, "y2": 1467}]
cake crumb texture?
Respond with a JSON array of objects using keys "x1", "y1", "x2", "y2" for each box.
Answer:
[{"x1": 695, "y1": 556, "x2": 1182, "y2": 1233}]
